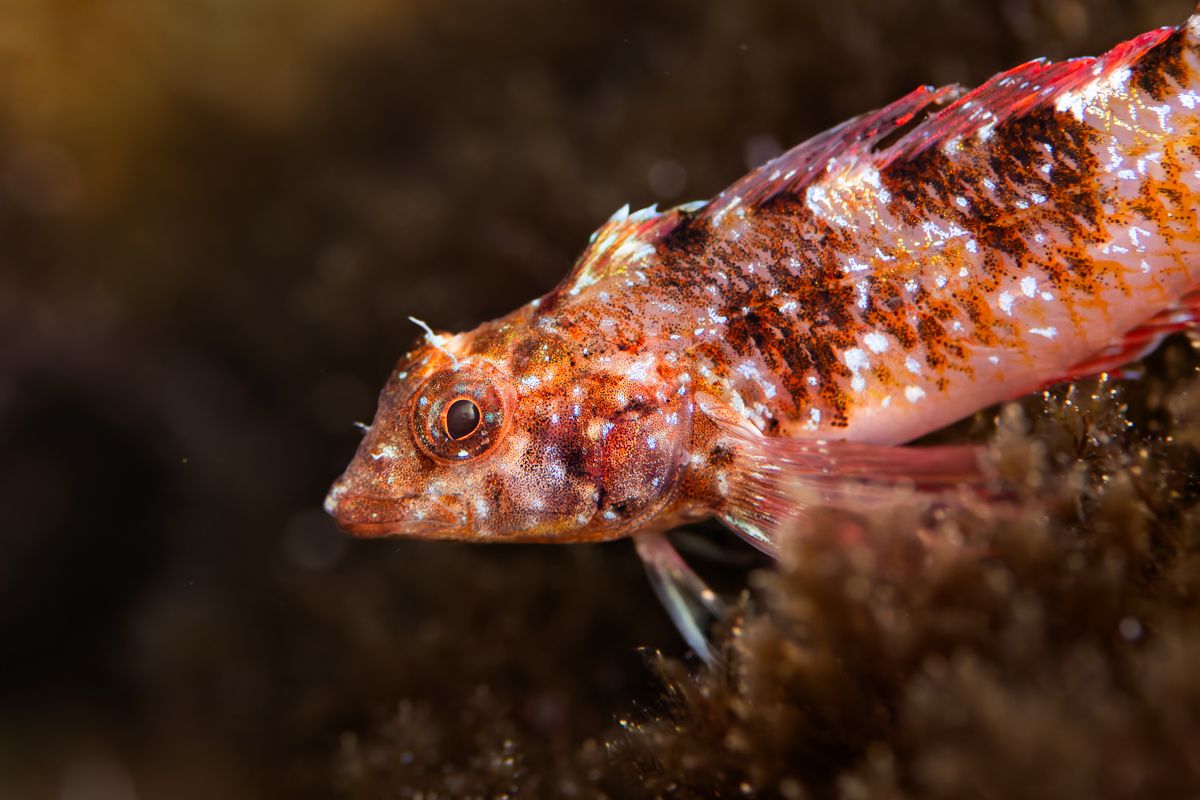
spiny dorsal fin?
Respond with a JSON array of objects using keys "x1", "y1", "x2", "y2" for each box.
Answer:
[{"x1": 552, "y1": 203, "x2": 688, "y2": 301}]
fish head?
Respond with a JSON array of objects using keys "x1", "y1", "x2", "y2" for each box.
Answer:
[{"x1": 326, "y1": 331, "x2": 694, "y2": 542}]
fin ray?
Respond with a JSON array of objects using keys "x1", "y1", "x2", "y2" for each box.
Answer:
[
  {"x1": 697, "y1": 84, "x2": 965, "y2": 219},
  {"x1": 709, "y1": 411, "x2": 988, "y2": 555},
  {"x1": 695, "y1": 24, "x2": 1177, "y2": 221},
  {"x1": 634, "y1": 532, "x2": 727, "y2": 661}
]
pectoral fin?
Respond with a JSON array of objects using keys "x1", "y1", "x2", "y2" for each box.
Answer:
[{"x1": 709, "y1": 412, "x2": 989, "y2": 555}]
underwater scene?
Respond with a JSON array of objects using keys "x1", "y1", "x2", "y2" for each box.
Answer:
[{"x1": 2, "y1": 0, "x2": 1199, "y2": 797}]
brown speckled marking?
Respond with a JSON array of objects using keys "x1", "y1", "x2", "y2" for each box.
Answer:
[
  {"x1": 1134, "y1": 26, "x2": 1189, "y2": 101},
  {"x1": 329, "y1": 14, "x2": 1200, "y2": 546}
]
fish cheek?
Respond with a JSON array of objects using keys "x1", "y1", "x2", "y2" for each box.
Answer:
[{"x1": 596, "y1": 402, "x2": 689, "y2": 528}]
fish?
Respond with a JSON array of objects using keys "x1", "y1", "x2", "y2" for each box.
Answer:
[{"x1": 328, "y1": 6, "x2": 1200, "y2": 657}]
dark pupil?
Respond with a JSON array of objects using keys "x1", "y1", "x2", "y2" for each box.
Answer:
[{"x1": 445, "y1": 399, "x2": 481, "y2": 440}]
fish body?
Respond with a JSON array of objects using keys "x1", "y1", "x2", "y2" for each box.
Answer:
[{"x1": 329, "y1": 11, "x2": 1200, "y2": 583}]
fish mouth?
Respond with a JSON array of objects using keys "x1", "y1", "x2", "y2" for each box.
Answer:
[{"x1": 325, "y1": 485, "x2": 467, "y2": 538}]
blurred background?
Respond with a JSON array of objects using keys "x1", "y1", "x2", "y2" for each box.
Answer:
[{"x1": 0, "y1": 0, "x2": 1191, "y2": 796}]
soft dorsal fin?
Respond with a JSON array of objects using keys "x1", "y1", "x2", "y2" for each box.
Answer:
[
  {"x1": 697, "y1": 84, "x2": 965, "y2": 221},
  {"x1": 887, "y1": 24, "x2": 1177, "y2": 163},
  {"x1": 697, "y1": 24, "x2": 1178, "y2": 219}
]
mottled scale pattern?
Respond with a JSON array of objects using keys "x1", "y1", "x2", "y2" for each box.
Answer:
[
  {"x1": 328, "y1": 13, "x2": 1200, "y2": 545},
  {"x1": 539, "y1": 22, "x2": 1200, "y2": 446}
]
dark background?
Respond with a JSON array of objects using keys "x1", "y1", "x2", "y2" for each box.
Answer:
[{"x1": 0, "y1": 1, "x2": 1191, "y2": 796}]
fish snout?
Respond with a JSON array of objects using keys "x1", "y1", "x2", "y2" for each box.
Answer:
[{"x1": 324, "y1": 482, "x2": 465, "y2": 538}]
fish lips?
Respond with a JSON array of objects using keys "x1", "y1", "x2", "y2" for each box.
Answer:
[{"x1": 324, "y1": 485, "x2": 466, "y2": 538}]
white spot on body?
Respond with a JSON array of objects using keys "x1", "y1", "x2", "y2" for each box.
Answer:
[
  {"x1": 998, "y1": 291, "x2": 1015, "y2": 315},
  {"x1": 1129, "y1": 226, "x2": 1152, "y2": 250},
  {"x1": 844, "y1": 347, "x2": 870, "y2": 374},
  {"x1": 863, "y1": 331, "x2": 889, "y2": 353},
  {"x1": 905, "y1": 385, "x2": 926, "y2": 403}
]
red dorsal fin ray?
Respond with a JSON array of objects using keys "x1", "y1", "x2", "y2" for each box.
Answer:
[
  {"x1": 697, "y1": 84, "x2": 965, "y2": 220},
  {"x1": 696, "y1": 24, "x2": 1178, "y2": 220},
  {"x1": 887, "y1": 25, "x2": 1177, "y2": 163}
]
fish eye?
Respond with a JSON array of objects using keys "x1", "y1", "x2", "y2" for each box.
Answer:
[
  {"x1": 444, "y1": 398, "x2": 481, "y2": 440},
  {"x1": 411, "y1": 368, "x2": 508, "y2": 462}
]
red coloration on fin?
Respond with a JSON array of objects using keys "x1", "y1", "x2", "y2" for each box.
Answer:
[
  {"x1": 891, "y1": 25, "x2": 1175, "y2": 162},
  {"x1": 710, "y1": 412, "x2": 988, "y2": 556},
  {"x1": 699, "y1": 84, "x2": 965, "y2": 218},
  {"x1": 703, "y1": 24, "x2": 1176, "y2": 219}
]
